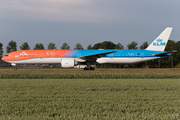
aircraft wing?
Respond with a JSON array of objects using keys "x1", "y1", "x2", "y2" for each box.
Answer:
[
  {"x1": 79, "y1": 51, "x2": 117, "y2": 61},
  {"x1": 154, "y1": 50, "x2": 177, "y2": 56}
]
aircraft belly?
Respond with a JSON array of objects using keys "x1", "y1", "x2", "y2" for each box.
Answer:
[
  {"x1": 97, "y1": 57, "x2": 160, "y2": 64},
  {"x1": 105, "y1": 58, "x2": 142, "y2": 64}
]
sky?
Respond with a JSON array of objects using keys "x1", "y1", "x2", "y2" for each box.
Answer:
[{"x1": 0, "y1": 0, "x2": 180, "y2": 53}]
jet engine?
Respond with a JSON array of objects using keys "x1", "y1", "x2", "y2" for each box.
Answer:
[{"x1": 61, "y1": 58, "x2": 77, "y2": 68}]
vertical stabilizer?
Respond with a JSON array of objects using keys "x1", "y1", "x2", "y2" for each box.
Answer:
[{"x1": 146, "y1": 27, "x2": 173, "y2": 51}]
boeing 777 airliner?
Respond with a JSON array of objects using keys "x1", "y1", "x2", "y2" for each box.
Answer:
[{"x1": 1, "y1": 27, "x2": 175, "y2": 70}]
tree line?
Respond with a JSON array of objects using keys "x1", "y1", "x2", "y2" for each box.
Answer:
[
  {"x1": 0, "y1": 40, "x2": 180, "y2": 68},
  {"x1": 0, "y1": 40, "x2": 147, "y2": 57}
]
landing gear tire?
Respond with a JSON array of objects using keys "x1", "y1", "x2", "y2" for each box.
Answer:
[
  {"x1": 90, "y1": 67, "x2": 95, "y2": 70},
  {"x1": 84, "y1": 67, "x2": 95, "y2": 70},
  {"x1": 84, "y1": 67, "x2": 89, "y2": 70}
]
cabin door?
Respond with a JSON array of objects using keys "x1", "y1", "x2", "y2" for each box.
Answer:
[
  {"x1": 77, "y1": 53, "x2": 81, "y2": 57},
  {"x1": 15, "y1": 53, "x2": 19, "y2": 60},
  {"x1": 141, "y1": 53, "x2": 144, "y2": 58},
  {"x1": 110, "y1": 53, "x2": 113, "y2": 58}
]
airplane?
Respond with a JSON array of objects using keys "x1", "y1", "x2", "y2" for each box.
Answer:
[{"x1": 1, "y1": 27, "x2": 175, "y2": 70}]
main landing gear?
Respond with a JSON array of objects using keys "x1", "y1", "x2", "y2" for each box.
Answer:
[
  {"x1": 84, "y1": 67, "x2": 95, "y2": 70},
  {"x1": 84, "y1": 62, "x2": 96, "y2": 70}
]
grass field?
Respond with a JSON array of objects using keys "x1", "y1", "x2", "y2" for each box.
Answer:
[
  {"x1": 1, "y1": 72, "x2": 180, "y2": 79},
  {"x1": 1, "y1": 68, "x2": 180, "y2": 79},
  {"x1": 0, "y1": 79, "x2": 180, "y2": 119},
  {"x1": 1, "y1": 68, "x2": 180, "y2": 73}
]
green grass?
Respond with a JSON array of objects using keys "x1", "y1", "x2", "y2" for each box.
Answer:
[
  {"x1": 1, "y1": 68, "x2": 180, "y2": 73},
  {"x1": 1, "y1": 72, "x2": 180, "y2": 79},
  {"x1": 0, "y1": 79, "x2": 180, "y2": 119}
]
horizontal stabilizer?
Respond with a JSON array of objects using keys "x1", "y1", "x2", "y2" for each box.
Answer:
[{"x1": 153, "y1": 50, "x2": 177, "y2": 56}]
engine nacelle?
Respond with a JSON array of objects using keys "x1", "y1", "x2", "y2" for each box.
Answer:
[{"x1": 61, "y1": 58, "x2": 77, "y2": 68}]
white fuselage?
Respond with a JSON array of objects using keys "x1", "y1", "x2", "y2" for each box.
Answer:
[{"x1": 6, "y1": 56, "x2": 160, "y2": 65}]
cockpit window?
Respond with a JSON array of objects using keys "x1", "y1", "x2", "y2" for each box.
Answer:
[{"x1": 5, "y1": 55, "x2": 8, "y2": 56}]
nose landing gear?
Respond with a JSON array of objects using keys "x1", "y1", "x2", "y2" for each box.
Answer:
[
  {"x1": 11, "y1": 63, "x2": 17, "y2": 71},
  {"x1": 13, "y1": 67, "x2": 17, "y2": 71}
]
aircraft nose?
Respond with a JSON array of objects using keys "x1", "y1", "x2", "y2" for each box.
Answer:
[
  {"x1": 1, "y1": 56, "x2": 4, "y2": 61},
  {"x1": 1, "y1": 56, "x2": 5, "y2": 61},
  {"x1": 1, "y1": 56, "x2": 6, "y2": 61}
]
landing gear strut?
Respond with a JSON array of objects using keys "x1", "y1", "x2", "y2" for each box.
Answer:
[{"x1": 13, "y1": 67, "x2": 17, "y2": 71}]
